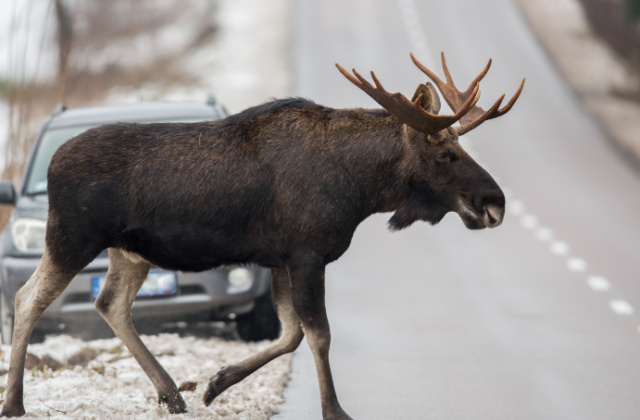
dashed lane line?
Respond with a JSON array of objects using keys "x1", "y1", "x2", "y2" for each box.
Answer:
[
  {"x1": 588, "y1": 275, "x2": 611, "y2": 292},
  {"x1": 610, "y1": 300, "x2": 635, "y2": 316},
  {"x1": 508, "y1": 197, "x2": 637, "y2": 322}
]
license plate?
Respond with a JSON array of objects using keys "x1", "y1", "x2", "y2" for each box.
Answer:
[{"x1": 91, "y1": 272, "x2": 178, "y2": 299}]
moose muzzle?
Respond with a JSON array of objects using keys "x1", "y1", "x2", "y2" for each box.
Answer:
[{"x1": 457, "y1": 189, "x2": 505, "y2": 230}]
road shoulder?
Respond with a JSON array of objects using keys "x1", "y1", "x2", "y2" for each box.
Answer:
[{"x1": 517, "y1": 0, "x2": 640, "y2": 169}]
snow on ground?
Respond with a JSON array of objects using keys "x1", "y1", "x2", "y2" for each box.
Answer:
[{"x1": 0, "y1": 334, "x2": 291, "y2": 419}]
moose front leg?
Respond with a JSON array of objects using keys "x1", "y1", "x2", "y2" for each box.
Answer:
[
  {"x1": 95, "y1": 248, "x2": 186, "y2": 414},
  {"x1": 204, "y1": 266, "x2": 304, "y2": 404},
  {"x1": 289, "y1": 255, "x2": 353, "y2": 420},
  {"x1": 2, "y1": 250, "x2": 80, "y2": 417}
]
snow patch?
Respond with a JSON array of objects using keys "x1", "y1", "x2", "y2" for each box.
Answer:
[{"x1": 1, "y1": 334, "x2": 291, "y2": 419}]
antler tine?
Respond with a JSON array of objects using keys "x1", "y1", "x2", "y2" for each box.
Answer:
[
  {"x1": 441, "y1": 52, "x2": 492, "y2": 98},
  {"x1": 411, "y1": 52, "x2": 489, "y2": 113},
  {"x1": 336, "y1": 62, "x2": 481, "y2": 134},
  {"x1": 369, "y1": 71, "x2": 390, "y2": 94},
  {"x1": 440, "y1": 52, "x2": 455, "y2": 86},
  {"x1": 411, "y1": 52, "x2": 525, "y2": 135},
  {"x1": 463, "y1": 84, "x2": 482, "y2": 114},
  {"x1": 410, "y1": 52, "x2": 445, "y2": 88},
  {"x1": 457, "y1": 77, "x2": 526, "y2": 135},
  {"x1": 494, "y1": 77, "x2": 525, "y2": 117},
  {"x1": 335, "y1": 63, "x2": 368, "y2": 89},
  {"x1": 456, "y1": 94, "x2": 504, "y2": 136}
]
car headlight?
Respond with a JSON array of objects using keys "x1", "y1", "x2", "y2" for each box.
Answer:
[
  {"x1": 11, "y1": 218, "x2": 46, "y2": 254},
  {"x1": 227, "y1": 267, "x2": 253, "y2": 292}
]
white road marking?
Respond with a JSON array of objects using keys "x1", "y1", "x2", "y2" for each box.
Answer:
[
  {"x1": 610, "y1": 300, "x2": 635, "y2": 316},
  {"x1": 587, "y1": 276, "x2": 611, "y2": 291},
  {"x1": 534, "y1": 227, "x2": 554, "y2": 242},
  {"x1": 549, "y1": 241, "x2": 570, "y2": 256},
  {"x1": 520, "y1": 214, "x2": 538, "y2": 230},
  {"x1": 566, "y1": 258, "x2": 587, "y2": 272}
]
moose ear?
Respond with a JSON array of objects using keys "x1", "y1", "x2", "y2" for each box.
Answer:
[{"x1": 411, "y1": 82, "x2": 441, "y2": 115}]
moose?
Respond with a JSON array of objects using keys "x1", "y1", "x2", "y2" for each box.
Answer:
[{"x1": 1, "y1": 53, "x2": 523, "y2": 419}]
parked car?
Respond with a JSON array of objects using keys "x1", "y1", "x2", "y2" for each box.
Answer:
[{"x1": 0, "y1": 98, "x2": 280, "y2": 344}]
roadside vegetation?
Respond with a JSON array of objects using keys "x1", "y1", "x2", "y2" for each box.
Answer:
[{"x1": 578, "y1": 0, "x2": 640, "y2": 100}]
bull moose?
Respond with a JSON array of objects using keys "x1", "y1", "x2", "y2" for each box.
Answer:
[{"x1": 0, "y1": 53, "x2": 523, "y2": 419}]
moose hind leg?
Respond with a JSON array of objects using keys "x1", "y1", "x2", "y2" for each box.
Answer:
[
  {"x1": 2, "y1": 249, "x2": 81, "y2": 417},
  {"x1": 95, "y1": 248, "x2": 186, "y2": 414},
  {"x1": 204, "y1": 266, "x2": 304, "y2": 405},
  {"x1": 289, "y1": 256, "x2": 352, "y2": 420}
]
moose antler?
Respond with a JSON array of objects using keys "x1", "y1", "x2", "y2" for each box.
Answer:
[
  {"x1": 411, "y1": 52, "x2": 525, "y2": 136},
  {"x1": 335, "y1": 63, "x2": 480, "y2": 135}
]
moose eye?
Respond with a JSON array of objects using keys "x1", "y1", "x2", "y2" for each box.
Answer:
[{"x1": 436, "y1": 152, "x2": 450, "y2": 163}]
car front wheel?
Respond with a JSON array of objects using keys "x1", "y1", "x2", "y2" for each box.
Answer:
[{"x1": 236, "y1": 289, "x2": 281, "y2": 342}]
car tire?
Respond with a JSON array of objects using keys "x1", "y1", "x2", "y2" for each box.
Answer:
[
  {"x1": 236, "y1": 289, "x2": 281, "y2": 342},
  {"x1": 0, "y1": 289, "x2": 14, "y2": 345}
]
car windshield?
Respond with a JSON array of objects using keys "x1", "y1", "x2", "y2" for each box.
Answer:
[
  {"x1": 24, "y1": 117, "x2": 208, "y2": 196},
  {"x1": 25, "y1": 125, "x2": 94, "y2": 195}
]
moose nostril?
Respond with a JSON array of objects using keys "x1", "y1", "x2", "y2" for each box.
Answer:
[
  {"x1": 486, "y1": 208, "x2": 497, "y2": 224},
  {"x1": 484, "y1": 204, "x2": 504, "y2": 227},
  {"x1": 475, "y1": 190, "x2": 505, "y2": 210}
]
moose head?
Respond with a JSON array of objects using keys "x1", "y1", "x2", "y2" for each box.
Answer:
[{"x1": 336, "y1": 52, "x2": 525, "y2": 231}]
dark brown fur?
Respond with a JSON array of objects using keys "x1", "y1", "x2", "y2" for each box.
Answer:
[
  {"x1": 1, "y1": 96, "x2": 505, "y2": 419},
  {"x1": 46, "y1": 98, "x2": 500, "y2": 271}
]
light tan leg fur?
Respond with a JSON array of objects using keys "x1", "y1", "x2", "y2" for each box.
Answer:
[
  {"x1": 2, "y1": 250, "x2": 80, "y2": 417},
  {"x1": 94, "y1": 248, "x2": 186, "y2": 414},
  {"x1": 203, "y1": 266, "x2": 304, "y2": 404}
]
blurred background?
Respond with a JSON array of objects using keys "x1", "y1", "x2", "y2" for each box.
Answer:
[
  {"x1": 0, "y1": 0, "x2": 290, "y2": 228},
  {"x1": 582, "y1": 0, "x2": 640, "y2": 70},
  {"x1": 1, "y1": 0, "x2": 640, "y2": 418}
]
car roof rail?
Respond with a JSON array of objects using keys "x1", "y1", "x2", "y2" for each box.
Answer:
[
  {"x1": 51, "y1": 103, "x2": 67, "y2": 116},
  {"x1": 206, "y1": 94, "x2": 218, "y2": 106},
  {"x1": 206, "y1": 93, "x2": 229, "y2": 117}
]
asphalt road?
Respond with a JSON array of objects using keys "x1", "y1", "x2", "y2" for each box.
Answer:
[{"x1": 275, "y1": 0, "x2": 640, "y2": 419}]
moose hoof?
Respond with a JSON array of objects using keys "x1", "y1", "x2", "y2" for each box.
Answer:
[
  {"x1": 158, "y1": 393, "x2": 187, "y2": 414},
  {"x1": 323, "y1": 407, "x2": 354, "y2": 420},
  {"x1": 0, "y1": 405, "x2": 26, "y2": 418},
  {"x1": 203, "y1": 367, "x2": 226, "y2": 406}
]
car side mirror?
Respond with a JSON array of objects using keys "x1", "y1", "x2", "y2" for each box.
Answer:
[{"x1": 0, "y1": 181, "x2": 16, "y2": 205}]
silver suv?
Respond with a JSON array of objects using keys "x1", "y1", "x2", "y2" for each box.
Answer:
[{"x1": 0, "y1": 98, "x2": 280, "y2": 344}]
